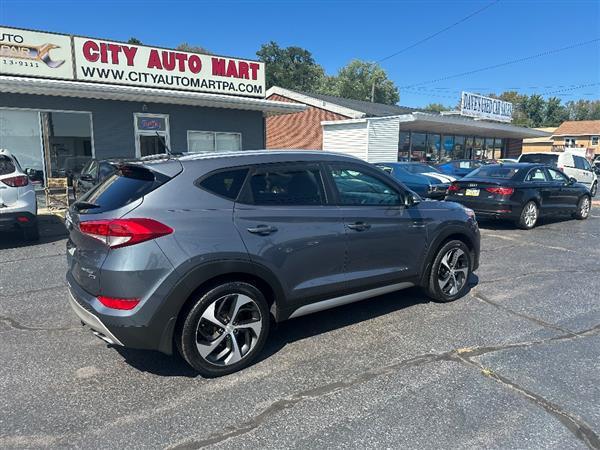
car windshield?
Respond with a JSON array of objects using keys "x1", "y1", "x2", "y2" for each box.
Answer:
[
  {"x1": 466, "y1": 166, "x2": 521, "y2": 179},
  {"x1": 519, "y1": 154, "x2": 558, "y2": 166},
  {"x1": 402, "y1": 163, "x2": 441, "y2": 174}
]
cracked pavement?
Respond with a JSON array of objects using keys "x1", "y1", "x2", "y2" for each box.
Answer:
[{"x1": 0, "y1": 211, "x2": 599, "y2": 449}]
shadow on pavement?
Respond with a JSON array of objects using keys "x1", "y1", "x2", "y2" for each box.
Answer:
[
  {"x1": 0, "y1": 214, "x2": 67, "y2": 250},
  {"x1": 114, "y1": 276, "x2": 479, "y2": 378},
  {"x1": 477, "y1": 216, "x2": 578, "y2": 231}
]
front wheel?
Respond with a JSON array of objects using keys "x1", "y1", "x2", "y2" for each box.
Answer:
[
  {"x1": 176, "y1": 282, "x2": 270, "y2": 377},
  {"x1": 573, "y1": 195, "x2": 591, "y2": 220},
  {"x1": 425, "y1": 240, "x2": 472, "y2": 303},
  {"x1": 517, "y1": 201, "x2": 538, "y2": 230}
]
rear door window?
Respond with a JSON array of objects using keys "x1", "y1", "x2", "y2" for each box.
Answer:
[
  {"x1": 519, "y1": 154, "x2": 558, "y2": 166},
  {"x1": 243, "y1": 164, "x2": 326, "y2": 206},
  {"x1": 198, "y1": 168, "x2": 249, "y2": 200},
  {"x1": 0, "y1": 155, "x2": 16, "y2": 176},
  {"x1": 77, "y1": 165, "x2": 170, "y2": 214},
  {"x1": 525, "y1": 168, "x2": 549, "y2": 182}
]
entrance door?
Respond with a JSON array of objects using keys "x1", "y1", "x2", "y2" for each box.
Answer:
[{"x1": 134, "y1": 113, "x2": 170, "y2": 157}]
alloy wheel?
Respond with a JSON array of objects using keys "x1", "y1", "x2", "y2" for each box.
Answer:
[
  {"x1": 524, "y1": 202, "x2": 538, "y2": 228},
  {"x1": 195, "y1": 293, "x2": 263, "y2": 366},
  {"x1": 437, "y1": 247, "x2": 469, "y2": 296},
  {"x1": 580, "y1": 197, "x2": 591, "y2": 218}
]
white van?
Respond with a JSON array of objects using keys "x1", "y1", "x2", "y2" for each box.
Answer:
[{"x1": 519, "y1": 150, "x2": 597, "y2": 196}]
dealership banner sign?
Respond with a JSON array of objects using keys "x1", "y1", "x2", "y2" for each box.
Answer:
[
  {"x1": 73, "y1": 37, "x2": 266, "y2": 98},
  {"x1": 0, "y1": 26, "x2": 266, "y2": 98},
  {"x1": 0, "y1": 27, "x2": 74, "y2": 80},
  {"x1": 460, "y1": 91, "x2": 513, "y2": 122}
]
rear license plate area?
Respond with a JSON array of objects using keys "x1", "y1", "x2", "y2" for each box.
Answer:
[{"x1": 465, "y1": 188, "x2": 480, "y2": 196}]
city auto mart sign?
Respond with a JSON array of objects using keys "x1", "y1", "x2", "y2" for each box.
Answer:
[
  {"x1": 0, "y1": 27, "x2": 266, "y2": 98},
  {"x1": 460, "y1": 91, "x2": 513, "y2": 123},
  {"x1": 73, "y1": 37, "x2": 265, "y2": 98}
]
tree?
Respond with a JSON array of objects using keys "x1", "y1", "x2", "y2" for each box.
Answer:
[
  {"x1": 523, "y1": 94, "x2": 545, "y2": 127},
  {"x1": 176, "y1": 42, "x2": 211, "y2": 55},
  {"x1": 488, "y1": 91, "x2": 529, "y2": 126},
  {"x1": 424, "y1": 103, "x2": 453, "y2": 112},
  {"x1": 328, "y1": 60, "x2": 399, "y2": 105},
  {"x1": 543, "y1": 97, "x2": 568, "y2": 126},
  {"x1": 256, "y1": 41, "x2": 325, "y2": 92},
  {"x1": 127, "y1": 37, "x2": 142, "y2": 45}
]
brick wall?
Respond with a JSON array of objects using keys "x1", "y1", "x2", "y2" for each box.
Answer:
[
  {"x1": 505, "y1": 138, "x2": 523, "y2": 158},
  {"x1": 266, "y1": 94, "x2": 350, "y2": 149}
]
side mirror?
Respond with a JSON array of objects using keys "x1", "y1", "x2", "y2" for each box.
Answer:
[
  {"x1": 568, "y1": 177, "x2": 577, "y2": 185},
  {"x1": 405, "y1": 192, "x2": 421, "y2": 207}
]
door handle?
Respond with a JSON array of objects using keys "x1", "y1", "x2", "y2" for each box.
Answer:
[
  {"x1": 247, "y1": 225, "x2": 278, "y2": 236},
  {"x1": 347, "y1": 221, "x2": 371, "y2": 231}
]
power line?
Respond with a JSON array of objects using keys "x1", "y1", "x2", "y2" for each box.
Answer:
[
  {"x1": 401, "y1": 38, "x2": 600, "y2": 88},
  {"x1": 376, "y1": 0, "x2": 500, "y2": 63}
]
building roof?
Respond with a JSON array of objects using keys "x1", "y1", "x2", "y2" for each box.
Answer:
[
  {"x1": 523, "y1": 127, "x2": 556, "y2": 143},
  {"x1": 322, "y1": 112, "x2": 552, "y2": 139},
  {"x1": 552, "y1": 120, "x2": 600, "y2": 137},
  {"x1": 266, "y1": 86, "x2": 416, "y2": 118},
  {"x1": 0, "y1": 76, "x2": 307, "y2": 116}
]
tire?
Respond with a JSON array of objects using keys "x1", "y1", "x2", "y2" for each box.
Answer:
[
  {"x1": 425, "y1": 240, "x2": 472, "y2": 303},
  {"x1": 591, "y1": 181, "x2": 597, "y2": 197},
  {"x1": 573, "y1": 195, "x2": 591, "y2": 220},
  {"x1": 517, "y1": 201, "x2": 538, "y2": 230},
  {"x1": 23, "y1": 224, "x2": 40, "y2": 242},
  {"x1": 176, "y1": 282, "x2": 270, "y2": 377}
]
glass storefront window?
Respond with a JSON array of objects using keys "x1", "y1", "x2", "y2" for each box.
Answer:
[
  {"x1": 0, "y1": 109, "x2": 44, "y2": 186},
  {"x1": 42, "y1": 112, "x2": 92, "y2": 182},
  {"x1": 453, "y1": 136, "x2": 465, "y2": 160},
  {"x1": 398, "y1": 131, "x2": 410, "y2": 161},
  {"x1": 426, "y1": 134, "x2": 440, "y2": 163},
  {"x1": 494, "y1": 138, "x2": 504, "y2": 159},
  {"x1": 188, "y1": 131, "x2": 242, "y2": 153},
  {"x1": 484, "y1": 138, "x2": 495, "y2": 160},
  {"x1": 473, "y1": 137, "x2": 484, "y2": 160},
  {"x1": 411, "y1": 132, "x2": 427, "y2": 161},
  {"x1": 440, "y1": 135, "x2": 454, "y2": 162}
]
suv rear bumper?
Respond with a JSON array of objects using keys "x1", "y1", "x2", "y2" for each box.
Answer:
[
  {"x1": 68, "y1": 289, "x2": 124, "y2": 346},
  {"x1": 0, "y1": 211, "x2": 37, "y2": 231}
]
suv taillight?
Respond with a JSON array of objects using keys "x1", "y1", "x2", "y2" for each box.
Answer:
[
  {"x1": 79, "y1": 218, "x2": 173, "y2": 249},
  {"x1": 1, "y1": 175, "x2": 29, "y2": 187}
]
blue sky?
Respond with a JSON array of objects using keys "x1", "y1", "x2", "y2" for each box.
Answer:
[{"x1": 1, "y1": 0, "x2": 599, "y2": 107}]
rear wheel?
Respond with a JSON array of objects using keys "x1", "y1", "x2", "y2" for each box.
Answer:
[
  {"x1": 425, "y1": 240, "x2": 472, "y2": 303},
  {"x1": 176, "y1": 282, "x2": 270, "y2": 377},
  {"x1": 517, "y1": 201, "x2": 538, "y2": 229},
  {"x1": 573, "y1": 195, "x2": 591, "y2": 220},
  {"x1": 23, "y1": 224, "x2": 40, "y2": 241}
]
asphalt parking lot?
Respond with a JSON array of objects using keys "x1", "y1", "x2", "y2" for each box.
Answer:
[{"x1": 1, "y1": 208, "x2": 599, "y2": 449}]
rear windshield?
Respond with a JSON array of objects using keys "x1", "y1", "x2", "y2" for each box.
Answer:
[
  {"x1": 402, "y1": 163, "x2": 441, "y2": 174},
  {"x1": 0, "y1": 155, "x2": 16, "y2": 176},
  {"x1": 519, "y1": 154, "x2": 558, "y2": 166},
  {"x1": 77, "y1": 165, "x2": 170, "y2": 214},
  {"x1": 466, "y1": 166, "x2": 521, "y2": 179}
]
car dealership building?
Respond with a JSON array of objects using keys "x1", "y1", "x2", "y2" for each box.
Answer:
[{"x1": 0, "y1": 26, "x2": 304, "y2": 185}]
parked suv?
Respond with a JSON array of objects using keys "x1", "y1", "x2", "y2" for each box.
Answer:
[
  {"x1": 66, "y1": 151, "x2": 480, "y2": 377},
  {"x1": 518, "y1": 150, "x2": 597, "y2": 196},
  {"x1": 0, "y1": 149, "x2": 39, "y2": 241}
]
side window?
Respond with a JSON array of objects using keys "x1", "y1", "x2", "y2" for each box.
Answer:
[
  {"x1": 563, "y1": 155, "x2": 575, "y2": 168},
  {"x1": 87, "y1": 161, "x2": 99, "y2": 178},
  {"x1": 99, "y1": 163, "x2": 116, "y2": 179},
  {"x1": 328, "y1": 165, "x2": 403, "y2": 206},
  {"x1": 574, "y1": 156, "x2": 585, "y2": 170},
  {"x1": 198, "y1": 168, "x2": 249, "y2": 200},
  {"x1": 547, "y1": 168, "x2": 568, "y2": 183},
  {"x1": 246, "y1": 165, "x2": 325, "y2": 205},
  {"x1": 525, "y1": 168, "x2": 548, "y2": 182}
]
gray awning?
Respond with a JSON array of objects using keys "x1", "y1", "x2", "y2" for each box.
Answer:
[
  {"x1": 398, "y1": 112, "x2": 551, "y2": 139},
  {"x1": 0, "y1": 75, "x2": 306, "y2": 116}
]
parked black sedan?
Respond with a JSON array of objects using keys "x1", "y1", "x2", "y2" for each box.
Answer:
[{"x1": 445, "y1": 163, "x2": 592, "y2": 229}]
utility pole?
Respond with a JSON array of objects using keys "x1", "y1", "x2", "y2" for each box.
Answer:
[{"x1": 371, "y1": 80, "x2": 375, "y2": 103}]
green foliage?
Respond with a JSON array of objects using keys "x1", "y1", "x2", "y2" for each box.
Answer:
[
  {"x1": 256, "y1": 41, "x2": 325, "y2": 93},
  {"x1": 176, "y1": 42, "x2": 211, "y2": 55},
  {"x1": 328, "y1": 60, "x2": 399, "y2": 105},
  {"x1": 127, "y1": 37, "x2": 142, "y2": 45},
  {"x1": 424, "y1": 103, "x2": 453, "y2": 112}
]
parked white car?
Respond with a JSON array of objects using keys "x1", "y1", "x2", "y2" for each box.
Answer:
[
  {"x1": 0, "y1": 149, "x2": 39, "y2": 240},
  {"x1": 518, "y1": 150, "x2": 598, "y2": 197}
]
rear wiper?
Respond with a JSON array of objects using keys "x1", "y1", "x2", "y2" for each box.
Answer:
[{"x1": 73, "y1": 201, "x2": 100, "y2": 211}]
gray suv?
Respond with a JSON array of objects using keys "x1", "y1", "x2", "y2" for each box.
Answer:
[{"x1": 66, "y1": 151, "x2": 480, "y2": 377}]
